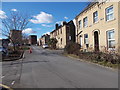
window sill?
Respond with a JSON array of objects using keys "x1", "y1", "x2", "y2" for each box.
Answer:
[
  {"x1": 108, "y1": 48, "x2": 116, "y2": 51},
  {"x1": 83, "y1": 26, "x2": 88, "y2": 28},
  {"x1": 93, "y1": 21, "x2": 99, "y2": 24},
  {"x1": 106, "y1": 18, "x2": 116, "y2": 23}
]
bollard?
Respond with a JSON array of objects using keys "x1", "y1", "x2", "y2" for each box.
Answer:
[{"x1": 29, "y1": 48, "x2": 32, "y2": 54}]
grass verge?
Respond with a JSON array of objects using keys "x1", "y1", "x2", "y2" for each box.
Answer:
[{"x1": 64, "y1": 53, "x2": 119, "y2": 69}]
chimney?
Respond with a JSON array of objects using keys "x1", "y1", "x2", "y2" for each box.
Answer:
[
  {"x1": 63, "y1": 21, "x2": 67, "y2": 25},
  {"x1": 55, "y1": 24, "x2": 59, "y2": 30}
]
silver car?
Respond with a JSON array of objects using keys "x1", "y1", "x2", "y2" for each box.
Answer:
[{"x1": 42, "y1": 44, "x2": 49, "y2": 49}]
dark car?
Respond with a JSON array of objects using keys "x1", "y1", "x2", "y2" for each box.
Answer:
[
  {"x1": 26, "y1": 44, "x2": 31, "y2": 46},
  {"x1": 0, "y1": 47, "x2": 7, "y2": 55}
]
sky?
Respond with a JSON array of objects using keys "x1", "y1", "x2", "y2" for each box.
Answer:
[{"x1": 1, "y1": 2, "x2": 89, "y2": 39}]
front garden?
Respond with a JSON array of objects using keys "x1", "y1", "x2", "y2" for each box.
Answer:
[
  {"x1": 2, "y1": 45, "x2": 30, "y2": 61},
  {"x1": 64, "y1": 42, "x2": 120, "y2": 69}
]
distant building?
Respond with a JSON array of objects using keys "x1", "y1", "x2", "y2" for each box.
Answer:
[
  {"x1": 50, "y1": 20, "x2": 75, "y2": 48},
  {"x1": 29, "y1": 35, "x2": 37, "y2": 45},
  {"x1": 10, "y1": 30, "x2": 22, "y2": 45},
  {"x1": 39, "y1": 34, "x2": 50, "y2": 46}
]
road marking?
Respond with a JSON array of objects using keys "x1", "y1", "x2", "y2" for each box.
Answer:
[
  {"x1": 0, "y1": 84, "x2": 13, "y2": 90},
  {"x1": 1, "y1": 76, "x2": 5, "y2": 78},
  {"x1": 11, "y1": 81, "x2": 15, "y2": 85}
]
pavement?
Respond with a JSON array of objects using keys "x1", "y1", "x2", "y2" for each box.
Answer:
[{"x1": 1, "y1": 46, "x2": 118, "y2": 88}]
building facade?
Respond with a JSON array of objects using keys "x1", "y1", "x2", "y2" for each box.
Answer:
[
  {"x1": 75, "y1": 2, "x2": 120, "y2": 53},
  {"x1": 39, "y1": 34, "x2": 50, "y2": 46},
  {"x1": 29, "y1": 35, "x2": 37, "y2": 45},
  {"x1": 10, "y1": 30, "x2": 22, "y2": 45},
  {"x1": 50, "y1": 21, "x2": 75, "y2": 48}
]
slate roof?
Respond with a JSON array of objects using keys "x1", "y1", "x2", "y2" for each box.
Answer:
[{"x1": 76, "y1": 2, "x2": 98, "y2": 18}]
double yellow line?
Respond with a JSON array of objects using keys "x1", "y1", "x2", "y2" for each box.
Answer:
[{"x1": 0, "y1": 84, "x2": 13, "y2": 90}]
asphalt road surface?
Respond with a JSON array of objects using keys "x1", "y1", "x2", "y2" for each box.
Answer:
[{"x1": 2, "y1": 46, "x2": 118, "y2": 88}]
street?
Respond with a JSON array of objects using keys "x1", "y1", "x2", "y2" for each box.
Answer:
[{"x1": 2, "y1": 46, "x2": 118, "y2": 88}]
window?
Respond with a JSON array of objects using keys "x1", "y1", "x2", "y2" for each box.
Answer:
[
  {"x1": 83, "y1": 17, "x2": 88, "y2": 27},
  {"x1": 55, "y1": 31, "x2": 57, "y2": 36},
  {"x1": 61, "y1": 38, "x2": 62, "y2": 44},
  {"x1": 93, "y1": 11, "x2": 98, "y2": 23},
  {"x1": 58, "y1": 29, "x2": 59, "y2": 35},
  {"x1": 69, "y1": 36, "x2": 71, "y2": 40},
  {"x1": 61, "y1": 28, "x2": 62, "y2": 34},
  {"x1": 80, "y1": 35, "x2": 83, "y2": 47},
  {"x1": 79, "y1": 20, "x2": 82, "y2": 29},
  {"x1": 106, "y1": 6, "x2": 114, "y2": 21},
  {"x1": 107, "y1": 30, "x2": 115, "y2": 48},
  {"x1": 67, "y1": 26, "x2": 70, "y2": 33},
  {"x1": 84, "y1": 34, "x2": 88, "y2": 44}
]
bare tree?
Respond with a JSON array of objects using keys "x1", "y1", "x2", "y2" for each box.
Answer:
[
  {"x1": 22, "y1": 33, "x2": 29, "y2": 45},
  {"x1": 0, "y1": 11, "x2": 32, "y2": 51}
]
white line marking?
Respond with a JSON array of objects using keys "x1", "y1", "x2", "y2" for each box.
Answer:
[
  {"x1": 11, "y1": 81, "x2": 15, "y2": 85},
  {"x1": 1, "y1": 76, "x2": 5, "y2": 78}
]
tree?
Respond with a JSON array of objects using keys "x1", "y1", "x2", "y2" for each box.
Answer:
[
  {"x1": 64, "y1": 42, "x2": 80, "y2": 55},
  {"x1": 48, "y1": 38, "x2": 58, "y2": 49},
  {"x1": 0, "y1": 11, "x2": 32, "y2": 51},
  {"x1": 22, "y1": 33, "x2": 29, "y2": 45}
]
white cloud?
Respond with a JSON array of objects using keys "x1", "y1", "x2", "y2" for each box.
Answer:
[
  {"x1": 64, "y1": 16, "x2": 68, "y2": 20},
  {"x1": 30, "y1": 11, "x2": 53, "y2": 24},
  {"x1": 41, "y1": 24, "x2": 53, "y2": 27},
  {"x1": 0, "y1": 10, "x2": 7, "y2": 19},
  {"x1": 56, "y1": 21, "x2": 63, "y2": 25},
  {"x1": 11, "y1": 9, "x2": 17, "y2": 12},
  {"x1": 36, "y1": 28, "x2": 41, "y2": 30},
  {"x1": 22, "y1": 28, "x2": 36, "y2": 34}
]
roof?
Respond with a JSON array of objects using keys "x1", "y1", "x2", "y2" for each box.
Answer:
[
  {"x1": 76, "y1": 2, "x2": 98, "y2": 18},
  {"x1": 50, "y1": 29, "x2": 56, "y2": 34},
  {"x1": 50, "y1": 20, "x2": 74, "y2": 34}
]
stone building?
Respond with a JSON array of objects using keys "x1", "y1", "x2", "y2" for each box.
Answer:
[
  {"x1": 50, "y1": 21, "x2": 75, "y2": 48},
  {"x1": 29, "y1": 35, "x2": 37, "y2": 45},
  {"x1": 39, "y1": 34, "x2": 50, "y2": 46},
  {"x1": 75, "y1": 2, "x2": 120, "y2": 53},
  {"x1": 10, "y1": 30, "x2": 22, "y2": 45}
]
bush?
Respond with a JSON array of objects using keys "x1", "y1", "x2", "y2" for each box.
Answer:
[
  {"x1": 48, "y1": 38, "x2": 58, "y2": 49},
  {"x1": 77, "y1": 51, "x2": 119, "y2": 64},
  {"x1": 64, "y1": 42, "x2": 120, "y2": 65},
  {"x1": 64, "y1": 42, "x2": 80, "y2": 55}
]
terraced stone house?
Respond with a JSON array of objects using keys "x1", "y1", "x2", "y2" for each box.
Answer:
[
  {"x1": 75, "y1": 2, "x2": 120, "y2": 53},
  {"x1": 39, "y1": 34, "x2": 50, "y2": 46},
  {"x1": 50, "y1": 21, "x2": 75, "y2": 48}
]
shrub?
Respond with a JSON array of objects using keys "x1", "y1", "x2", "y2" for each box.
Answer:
[
  {"x1": 64, "y1": 42, "x2": 80, "y2": 55},
  {"x1": 77, "y1": 51, "x2": 119, "y2": 64},
  {"x1": 48, "y1": 38, "x2": 58, "y2": 49}
]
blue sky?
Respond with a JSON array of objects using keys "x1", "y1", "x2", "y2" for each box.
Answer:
[{"x1": 2, "y1": 2, "x2": 89, "y2": 39}]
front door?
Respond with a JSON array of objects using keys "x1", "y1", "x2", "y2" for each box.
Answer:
[
  {"x1": 80, "y1": 35, "x2": 82, "y2": 48},
  {"x1": 94, "y1": 31, "x2": 99, "y2": 51}
]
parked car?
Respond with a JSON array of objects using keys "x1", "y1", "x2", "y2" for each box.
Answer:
[
  {"x1": 26, "y1": 44, "x2": 31, "y2": 46},
  {"x1": 0, "y1": 46, "x2": 7, "y2": 55},
  {"x1": 42, "y1": 44, "x2": 49, "y2": 49}
]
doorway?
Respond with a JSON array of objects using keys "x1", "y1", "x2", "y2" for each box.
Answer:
[{"x1": 94, "y1": 31, "x2": 99, "y2": 51}]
